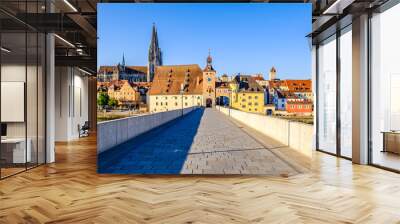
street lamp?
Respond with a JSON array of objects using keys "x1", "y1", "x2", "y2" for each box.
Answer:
[
  {"x1": 180, "y1": 83, "x2": 184, "y2": 117},
  {"x1": 229, "y1": 89, "x2": 232, "y2": 116}
]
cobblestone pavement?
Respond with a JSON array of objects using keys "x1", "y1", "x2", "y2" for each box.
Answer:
[{"x1": 99, "y1": 108, "x2": 298, "y2": 175}]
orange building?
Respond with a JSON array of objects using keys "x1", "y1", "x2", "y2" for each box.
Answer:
[
  {"x1": 286, "y1": 97, "x2": 313, "y2": 115},
  {"x1": 282, "y1": 79, "x2": 313, "y2": 100}
]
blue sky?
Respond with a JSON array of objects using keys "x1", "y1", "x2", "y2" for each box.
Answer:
[{"x1": 98, "y1": 3, "x2": 311, "y2": 79}]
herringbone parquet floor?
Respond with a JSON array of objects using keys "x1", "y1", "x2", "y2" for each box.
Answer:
[{"x1": 1, "y1": 134, "x2": 400, "y2": 223}]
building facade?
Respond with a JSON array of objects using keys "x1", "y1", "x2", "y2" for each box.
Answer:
[
  {"x1": 202, "y1": 53, "x2": 216, "y2": 107},
  {"x1": 148, "y1": 64, "x2": 204, "y2": 113},
  {"x1": 148, "y1": 54, "x2": 217, "y2": 112},
  {"x1": 286, "y1": 97, "x2": 313, "y2": 115},
  {"x1": 107, "y1": 80, "x2": 141, "y2": 108},
  {"x1": 97, "y1": 55, "x2": 148, "y2": 83},
  {"x1": 215, "y1": 82, "x2": 231, "y2": 106},
  {"x1": 231, "y1": 75, "x2": 265, "y2": 114}
]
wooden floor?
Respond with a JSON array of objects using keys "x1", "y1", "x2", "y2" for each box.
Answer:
[{"x1": 1, "y1": 135, "x2": 400, "y2": 223}]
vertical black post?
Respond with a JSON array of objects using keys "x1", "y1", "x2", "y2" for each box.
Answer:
[
  {"x1": 181, "y1": 93, "x2": 183, "y2": 117},
  {"x1": 367, "y1": 11, "x2": 373, "y2": 165},
  {"x1": 229, "y1": 91, "x2": 231, "y2": 116}
]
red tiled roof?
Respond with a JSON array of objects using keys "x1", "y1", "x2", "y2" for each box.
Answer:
[
  {"x1": 98, "y1": 66, "x2": 118, "y2": 73},
  {"x1": 125, "y1": 66, "x2": 147, "y2": 74},
  {"x1": 284, "y1": 80, "x2": 312, "y2": 92},
  {"x1": 149, "y1": 64, "x2": 203, "y2": 95}
]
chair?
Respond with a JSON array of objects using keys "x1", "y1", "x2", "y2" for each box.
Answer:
[{"x1": 79, "y1": 121, "x2": 90, "y2": 138}]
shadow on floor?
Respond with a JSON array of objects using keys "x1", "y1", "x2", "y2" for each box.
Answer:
[{"x1": 98, "y1": 108, "x2": 205, "y2": 174}]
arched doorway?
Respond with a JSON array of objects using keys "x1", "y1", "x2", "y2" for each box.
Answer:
[
  {"x1": 206, "y1": 98, "x2": 212, "y2": 107},
  {"x1": 220, "y1": 96, "x2": 230, "y2": 106}
]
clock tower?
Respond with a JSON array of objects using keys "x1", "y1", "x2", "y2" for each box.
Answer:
[{"x1": 202, "y1": 50, "x2": 216, "y2": 107}]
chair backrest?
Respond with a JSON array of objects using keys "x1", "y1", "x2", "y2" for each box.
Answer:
[{"x1": 82, "y1": 121, "x2": 90, "y2": 129}]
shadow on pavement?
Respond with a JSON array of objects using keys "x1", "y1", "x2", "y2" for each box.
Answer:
[{"x1": 98, "y1": 108, "x2": 205, "y2": 174}]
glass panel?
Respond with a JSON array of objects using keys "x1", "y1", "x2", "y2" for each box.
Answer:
[
  {"x1": 38, "y1": 32, "x2": 45, "y2": 165},
  {"x1": 317, "y1": 35, "x2": 337, "y2": 154},
  {"x1": 339, "y1": 27, "x2": 352, "y2": 158},
  {"x1": 1, "y1": 31, "x2": 27, "y2": 177},
  {"x1": 371, "y1": 3, "x2": 400, "y2": 171},
  {"x1": 27, "y1": 31, "x2": 38, "y2": 169}
]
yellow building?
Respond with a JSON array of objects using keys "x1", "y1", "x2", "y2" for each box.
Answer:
[
  {"x1": 230, "y1": 75, "x2": 265, "y2": 114},
  {"x1": 107, "y1": 80, "x2": 141, "y2": 107},
  {"x1": 232, "y1": 91, "x2": 264, "y2": 113}
]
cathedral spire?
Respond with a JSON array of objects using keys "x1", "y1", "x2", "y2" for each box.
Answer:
[
  {"x1": 122, "y1": 53, "x2": 125, "y2": 67},
  {"x1": 151, "y1": 23, "x2": 158, "y2": 48},
  {"x1": 148, "y1": 23, "x2": 162, "y2": 82}
]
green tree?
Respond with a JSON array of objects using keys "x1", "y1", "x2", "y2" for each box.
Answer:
[
  {"x1": 97, "y1": 92, "x2": 109, "y2": 109},
  {"x1": 108, "y1": 98, "x2": 118, "y2": 108}
]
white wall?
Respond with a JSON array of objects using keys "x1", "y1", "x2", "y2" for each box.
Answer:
[
  {"x1": 1, "y1": 63, "x2": 46, "y2": 164},
  {"x1": 55, "y1": 67, "x2": 89, "y2": 141},
  {"x1": 149, "y1": 95, "x2": 203, "y2": 113},
  {"x1": 217, "y1": 106, "x2": 313, "y2": 158}
]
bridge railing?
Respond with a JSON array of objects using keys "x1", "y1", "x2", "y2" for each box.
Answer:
[
  {"x1": 97, "y1": 107, "x2": 198, "y2": 154},
  {"x1": 216, "y1": 106, "x2": 314, "y2": 158}
]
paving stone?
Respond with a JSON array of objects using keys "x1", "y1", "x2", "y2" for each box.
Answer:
[{"x1": 99, "y1": 108, "x2": 298, "y2": 176}]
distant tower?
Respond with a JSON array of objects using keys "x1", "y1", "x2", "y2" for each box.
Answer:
[
  {"x1": 269, "y1": 67, "x2": 277, "y2": 80},
  {"x1": 121, "y1": 53, "x2": 126, "y2": 72},
  {"x1": 203, "y1": 50, "x2": 216, "y2": 107},
  {"x1": 148, "y1": 23, "x2": 163, "y2": 82}
]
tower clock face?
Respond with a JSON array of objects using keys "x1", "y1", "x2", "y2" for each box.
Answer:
[{"x1": 207, "y1": 77, "x2": 212, "y2": 82}]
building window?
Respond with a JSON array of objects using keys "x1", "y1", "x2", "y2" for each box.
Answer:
[{"x1": 255, "y1": 96, "x2": 258, "y2": 99}]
